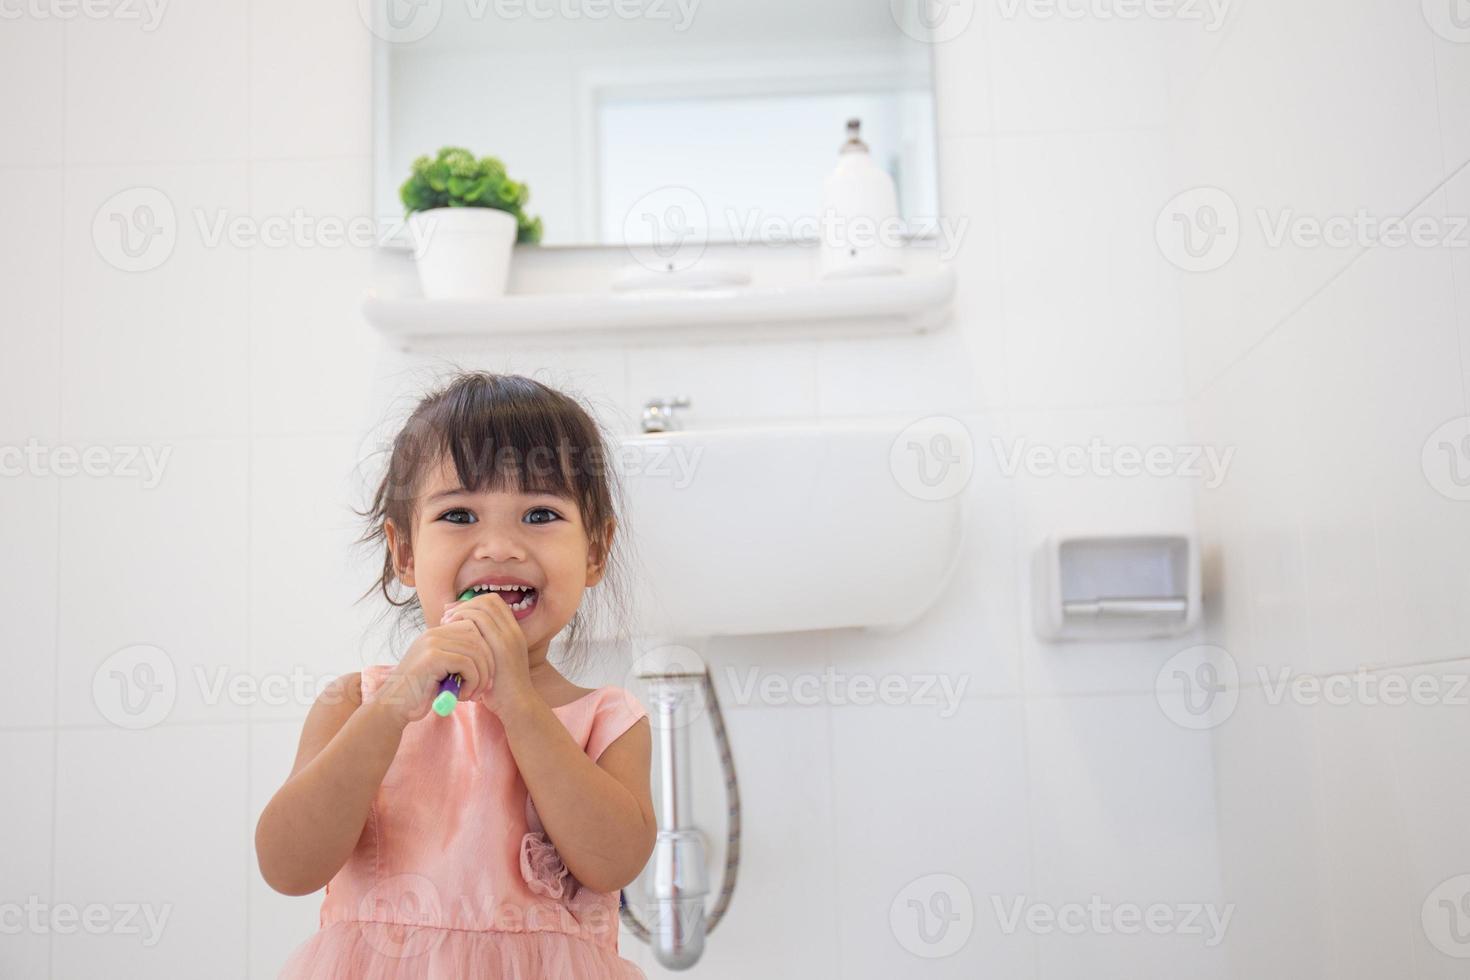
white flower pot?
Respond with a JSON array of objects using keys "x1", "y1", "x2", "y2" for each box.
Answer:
[{"x1": 407, "y1": 207, "x2": 517, "y2": 300}]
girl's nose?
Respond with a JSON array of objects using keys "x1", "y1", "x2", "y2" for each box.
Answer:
[{"x1": 472, "y1": 523, "x2": 526, "y2": 562}]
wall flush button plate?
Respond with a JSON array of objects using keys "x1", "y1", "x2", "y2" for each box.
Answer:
[{"x1": 1033, "y1": 533, "x2": 1199, "y2": 641}]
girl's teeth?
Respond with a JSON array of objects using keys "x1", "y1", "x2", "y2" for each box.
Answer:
[{"x1": 466, "y1": 584, "x2": 537, "y2": 613}]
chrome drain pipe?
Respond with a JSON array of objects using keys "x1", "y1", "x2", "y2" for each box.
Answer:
[
  {"x1": 646, "y1": 672, "x2": 708, "y2": 969},
  {"x1": 620, "y1": 642, "x2": 741, "y2": 971}
]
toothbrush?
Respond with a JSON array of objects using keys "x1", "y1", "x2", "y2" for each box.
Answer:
[
  {"x1": 431, "y1": 587, "x2": 480, "y2": 716},
  {"x1": 432, "y1": 673, "x2": 463, "y2": 717}
]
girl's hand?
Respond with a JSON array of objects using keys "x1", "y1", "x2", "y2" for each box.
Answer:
[
  {"x1": 441, "y1": 592, "x2": 535, "y2": 718},
  {"x1": 376, "y1": 622, "x2": 496, "y2": 727}
]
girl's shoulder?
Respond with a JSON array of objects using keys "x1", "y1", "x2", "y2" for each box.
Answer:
[
  {"x1": 324, "y1": 671, "x2": 363, "y2": 705},
  {"x1": 545, "y1": 682, "x2": 601, "y2": 710}
]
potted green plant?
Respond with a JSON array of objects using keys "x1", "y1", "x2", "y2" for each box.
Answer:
[{"x1": 400, "y1": 147, "x2": 544, "y2": 300}]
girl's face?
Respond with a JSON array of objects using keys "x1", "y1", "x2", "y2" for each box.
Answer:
[{"x1": 385, "y1": 454, "x2": 609, "y2": 660}]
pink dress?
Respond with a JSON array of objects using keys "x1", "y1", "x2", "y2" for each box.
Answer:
[{"x1": 277, "y1": 665, "x2": 650, "y2": 979}]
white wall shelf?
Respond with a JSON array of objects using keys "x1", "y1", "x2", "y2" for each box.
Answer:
[{"x1": 362, "y1": 266, "x2": 955, "y2": 350}]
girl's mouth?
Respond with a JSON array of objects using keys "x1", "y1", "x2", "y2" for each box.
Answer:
[{"x1": 460, "y1": 583, "x2": 539, "y2": 621}]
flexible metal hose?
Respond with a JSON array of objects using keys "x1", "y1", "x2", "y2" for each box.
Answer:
[{"x1": 620, "y1": 666, "x2": 741, "y2": 941}]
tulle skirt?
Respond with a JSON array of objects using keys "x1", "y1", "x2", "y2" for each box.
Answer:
[{"x1": 277, "y1": 920, "x2": 647, "y2": 980}]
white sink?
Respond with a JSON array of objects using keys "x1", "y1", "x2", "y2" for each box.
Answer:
[{"x1": 609, "y1": 418, "x2": 970, "y2": 639}]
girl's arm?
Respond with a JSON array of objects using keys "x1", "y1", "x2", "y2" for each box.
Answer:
[
  {"x1": 499, "y1": 696, "x2": 656, "y2": 894},
  {"x1": 254, "y1": 673, "x2": 410, "y2": 896}
]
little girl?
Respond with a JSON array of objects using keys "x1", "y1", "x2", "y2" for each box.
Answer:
[{"x1": 256, "y1": 371, "x2": 653, "y2": 979}]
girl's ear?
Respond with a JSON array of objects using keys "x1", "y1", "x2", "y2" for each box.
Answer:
[
  {"x1": 585, "y1": 517, "x2": 615, "y2": 587},
  {"x1": 385, "y1": 518, "x2": 416, "y2": 587}
]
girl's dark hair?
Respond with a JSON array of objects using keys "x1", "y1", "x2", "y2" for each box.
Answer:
[{"x1": 351, "y1": 370, "x2": 633, "y2": 678}]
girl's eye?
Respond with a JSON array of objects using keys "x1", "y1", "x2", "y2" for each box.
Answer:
[{"x1": 435, "y1": 511, "x2": 561, "y2": 525}]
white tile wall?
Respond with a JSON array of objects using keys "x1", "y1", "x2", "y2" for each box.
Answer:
[
  {"x1": 0, "y1": 731, "x2": 56, "y2": 978},
  {"x1": 0, "y1": 169, "x2": 64, "y2": 444},
  {"x1": 991, "y1": 129, "x2": 1187, "y2": 409},
  {"x1": 60, "y1": 164, "x2": 251, "y2": 441},
  {"x1": 65, "y1": 4, "x2": 250, "y2": 166},
  {"x1": 0, "y1": 472, "x2": 59, "y2": 731},
  {"x1": 0, "y1": 20, "x2": 64, "y2": 167},
  {"x1": 1026, "y1": 692, "x2": 1226, "y2": 979},
  {"x1": 1169, "y1": 0, "x2": 1445, "y2": 395},
  {"x1": 52, "y1": 725, "x2": 249, "y2": 978},
  {"x1": 1181, "y1": 1, "x2": 1470, "y2": 976}
]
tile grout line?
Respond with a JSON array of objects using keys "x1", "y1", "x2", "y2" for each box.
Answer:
[
  {"x1": 240, "y1": 2, "x2": 259, "y2": 972},
  {"x1": 244, "y1": 0, "x2": 254, "y2": 971},
  {"x1": 48, "y1": 16, "x2": 68, "y2": 980},
  {"x1": 821, "y1": 644, "x2": 843, "y2": 978}
]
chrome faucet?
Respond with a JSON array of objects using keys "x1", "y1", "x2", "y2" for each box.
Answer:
[{"x1": 641, "y1": 395, "x2": 691, "y2": 433}]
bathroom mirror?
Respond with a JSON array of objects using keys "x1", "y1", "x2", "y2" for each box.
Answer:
[{"x1": 370, "y1": 0, "x2": 940, "y2": 248}]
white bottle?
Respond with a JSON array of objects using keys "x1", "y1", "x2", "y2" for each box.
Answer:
[{"x1": 818, "y1": 118, "x2": 903, "y2": 279}]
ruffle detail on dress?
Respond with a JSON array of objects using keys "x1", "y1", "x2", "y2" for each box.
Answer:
[
  {"x1": 520, "y1": 830, "x2": 579, "y2": 901},
  {"x1": 276, "y1": 920, "x2": 646, "y2": 980},
  {"x1": 519, "y1": 793, "x2": 587, "y2": 903}
]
